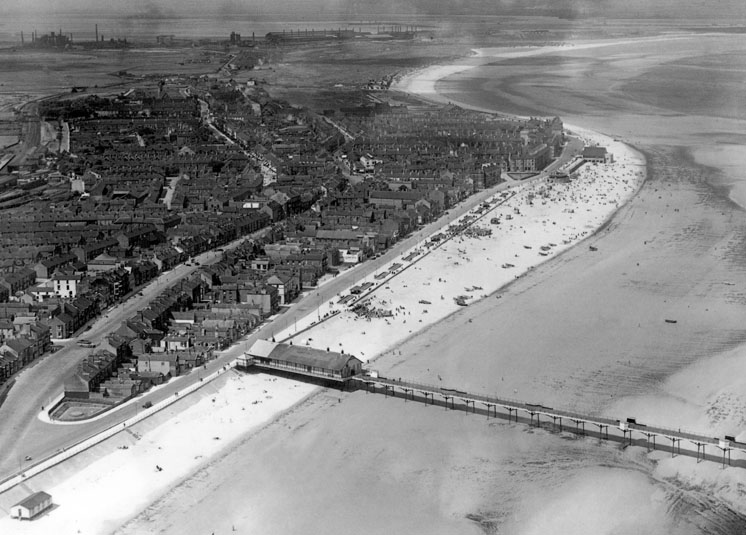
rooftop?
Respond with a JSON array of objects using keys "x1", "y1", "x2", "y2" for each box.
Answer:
[
  {"x1": 247, "y1": 340, "x2": 361, "y2": 372},
  {"x1": 13, "y1": 491, "x2": 52, "y2": 510}
]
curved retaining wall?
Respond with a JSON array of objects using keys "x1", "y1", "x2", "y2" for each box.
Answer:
[{"x1": 0, "y1": 360, "x2": 238, "y2": 495}]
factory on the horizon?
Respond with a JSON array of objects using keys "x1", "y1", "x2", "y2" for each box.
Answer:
[
  {"x1": 21, "y1": 24, "x2": 128, "y2": 49},
  {"x1": 265, "y1": 24, "x2": 417, "y2": 45}
]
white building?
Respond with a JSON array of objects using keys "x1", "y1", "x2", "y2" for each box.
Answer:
[
  {"x1": 10, "y1": 491, "x2": 52, "y2": 520},
  {"x1": 52, "y1": 272, "x2": 82, "y2": 299},
  {"x1": 340, "y1": 248, "x2": 363, "y2": 264}
]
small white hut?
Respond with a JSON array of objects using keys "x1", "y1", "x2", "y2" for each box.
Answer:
[{"x1": 10, "y1": 491, "x2": 52, "y2": 520}]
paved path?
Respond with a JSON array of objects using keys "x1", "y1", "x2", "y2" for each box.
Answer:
[
  {"x1": 0, "y1": 169, "x2": 540, "y2": 483},
  {"x1": 0, "y1": 134, "x2": 583, "y2": 484}
]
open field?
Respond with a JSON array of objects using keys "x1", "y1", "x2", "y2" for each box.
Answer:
[{"x1": 0, "y1": 48, "x2": 227, "y2": 97}]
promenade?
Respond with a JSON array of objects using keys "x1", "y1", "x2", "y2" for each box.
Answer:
[{"x1": 0, "y1": 163, "x2": 531, "y2": 487}]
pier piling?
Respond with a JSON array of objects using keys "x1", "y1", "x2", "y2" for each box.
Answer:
[
  {"x1": 351, "y1": 376, "x2": 745, "y2": 468},
  {"x1": 692, "y1": 441, "x2": 706, "y2": 463},
  {"x1": 721, "y1": 448, "x2": 732, "y2": 468},
  {"x1": 669, "y1": 437, "x2": 681, "y2": 457},
  {"x1": 572, "y1": 419, "x2": 585, "y2": 436},
  {"x1": 552, "y1": 415, "x2": 562, "y2": 432}
]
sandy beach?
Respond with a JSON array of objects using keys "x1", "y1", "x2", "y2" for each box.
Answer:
[
  {"x1": 0, "y1": 371, "x2": 318, "y2": 534},
  {"x1": 274, "y1": 136, "x2": 645, "y2": 367},
  {"x1": 0, "y1": 115, "x2": 647, "y2": 535},
  {"x1": 157, "y1": 36, "x2": 746, "y2": 535},
  {"x1": 4, "y1": 33, "x2": 746, "y2": 535}
]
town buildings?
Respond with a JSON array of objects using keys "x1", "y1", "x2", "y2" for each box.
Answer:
[{"x1": 0, "y1": 75, "x2": 566, "y2": 415}]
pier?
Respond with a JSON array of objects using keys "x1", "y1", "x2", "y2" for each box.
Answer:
[{"x1": 352, "y1": 374, "x2": 744, "y2": 468}]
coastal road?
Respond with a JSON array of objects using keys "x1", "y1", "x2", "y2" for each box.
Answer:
[
  {"x1": 0, "y1": 140, "x2": 583, "y2": 484},
  {"x1": 0, "y1": 237, "x2": 260, "y2": 481},
  {"x1": 0, "y1": 174, "x2": 534, "y2": 484}
]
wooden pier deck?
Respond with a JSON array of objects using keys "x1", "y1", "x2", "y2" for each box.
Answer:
[{"x1": 352, "y1": 375, "x2": 745, "y2": 467}]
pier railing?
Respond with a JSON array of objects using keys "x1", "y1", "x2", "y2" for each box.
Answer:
[{"x1": 353, "y1": 374, "x2": 744, "y2": 467}]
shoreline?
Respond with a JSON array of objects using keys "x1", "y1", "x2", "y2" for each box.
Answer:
[
  {"x1": 390, "y1": 45, "x2": 650, "y2": 168},
  {"x1": 114, "y1": 37, "x2": 746, "y2": 535},
  {"x1": 274, "y1": 45, "x2": 647, "y2": 368},
  {"x1": 0, "y1": 43, "x2": 662, "y2": 535}
]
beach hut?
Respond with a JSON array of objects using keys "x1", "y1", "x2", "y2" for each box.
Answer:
[{"x1": 10, "y1": 491, "x2": 52, "y2": 520}]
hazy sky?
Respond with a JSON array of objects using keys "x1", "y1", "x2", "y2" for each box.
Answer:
[{"x1": 7, "y1": 0, "x2": 746, "y2": 19}]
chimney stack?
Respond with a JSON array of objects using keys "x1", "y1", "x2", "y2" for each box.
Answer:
[{"x1": 95, "y1": 24, "x2": 99, "y2": 42}]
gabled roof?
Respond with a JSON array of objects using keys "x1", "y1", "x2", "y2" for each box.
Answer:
[
  {"x1": 370, "y1": 190, "x2": 423, "y2": 201},
  {"x1": 268, "y1": 344, "x2": 360, "y2": 372},
  {"x1": 13, "y1": 491, "x2": 51, "y2": 510},
  {"x1": 247, "y1": 339, "x2": 277, "y2": 358},
  {"x1": 316, "y1": 229, "x2": 363, "y2": 241},
  {"x1": 5, "y1": 338, "x2": 32, "y2": 352},
  {"x1": 247, "y1": 340, "x2": 361, "y2": 372},
  {"x1": 141, "y1": 353, "x2": 179, "y2": 363},
  {"x1": 64, "y1": 373, "x2": 90, "y2": 392},
  {"x1": 105, "y1": 334, "x2": 129, "y2": 348},
  {"x1": 90, "y1": 253, "x2": 119, "y2": 263},
  {"x1": 56, "y1": 312, "x2": 75, "y2": 324},
  {"x1": 52, "y1": 271, "x2": 82, "y2": 281},
  {"x1": 582, "y1": 146, "x2": 607, "y2": 159}
]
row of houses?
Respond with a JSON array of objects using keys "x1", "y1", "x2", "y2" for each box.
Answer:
[
  {"x1": 60, "y1": 270, "x2": 257, "y2": 401},
  {"x1": 339, "y1": 106, "x2": 563, "y2": 182},
  {"x1": 0, "y1": 317, "x2": 51, "y2": 384}
]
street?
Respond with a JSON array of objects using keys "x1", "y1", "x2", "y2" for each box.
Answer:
[{"x1": 0, "y1": 138, "x2": 581, "y2": 483}]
